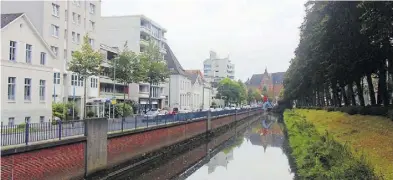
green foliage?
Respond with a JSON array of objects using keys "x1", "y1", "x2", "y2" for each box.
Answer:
[
  {"x1": 108, "y1": 42, "x2": 146, "y2": 85},
  {"x1": 52, "y1": 102, "x2": 78, "y2": 120},
  {"x1": 283, "y1": 2, "x2": 393, "y2": 108},
  {"x1": 68, "y1": 34, "x2": 103, "y2": 118},
  {"x1": 216, "y1": 78, "x2": 247, "y2": 106},
  {"x1": 284, "y1": 110, "x2": 378, "y2": 179},
  {"x1": 86, "y1": 111, "x2": 95, "y2": 118},
  {"x1": 140, "y1": 41, "x2": 170, "y2": 84},
  {"x1": 68, "y1": 34, "x2": 103, "y2": 78},
  {"x1": 115, "y1": 103, "x2": 133, "y2": 118}
]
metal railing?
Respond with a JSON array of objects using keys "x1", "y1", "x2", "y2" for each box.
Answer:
[{"x1": 1, "y1": 107, "x2": 261, "y2": 147}]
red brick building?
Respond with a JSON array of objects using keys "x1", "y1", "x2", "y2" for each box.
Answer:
[{"x1": 245, "y1": 68, "x2": 285, "y2": 101}]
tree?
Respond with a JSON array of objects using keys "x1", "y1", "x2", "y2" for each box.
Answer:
[
  {"x1": 109, "y1": 42, "x2": 146, "y2": 119},
  {"x1": 216, "y1": 78, "x2": 243, "y2": 106},
  {"x1": 68, "y1": 34, "x2": 103, "y2": 118},
  {"x1": 237, "y1": 80, "x2": 247, "y2": 105},
  {"x1": 140, "y1": 41, "x2": 170, "y2": 109}
]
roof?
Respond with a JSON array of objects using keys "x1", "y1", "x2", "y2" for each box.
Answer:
[
  {"x1": 163, "y1": 43, "x2": 187, "y2": 76},
  {"x1": 272, "y1": 72, "x2": 285, "y2": 84},
  {"x1": 246, "y1": 71, "x2": 285, "y2": 86},
  {"x1": 248, "y1": 74, "x2": 263, "y2": 86},
  {"x1": 185, "y1": 70, "x2": 205, "y2": 85},
  {"x1": 1, "y1": 13, "x2": 57, "y2": 59},
  {"x1": 1, "y1": 13, "x2": 23, "y2": 28}
]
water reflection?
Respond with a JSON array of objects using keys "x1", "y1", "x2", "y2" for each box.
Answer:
[{"x1": 187, "y1": 115, "x2": 294, "y2": 180}]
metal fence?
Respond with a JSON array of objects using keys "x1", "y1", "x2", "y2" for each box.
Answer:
[{"x1": 1, "y1": 108, "x2": 260, "y2": 146}]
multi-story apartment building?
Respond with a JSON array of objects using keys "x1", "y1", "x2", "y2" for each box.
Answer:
[
  {"x1": 1, "y1": 13, "x2": 55, "y2": 124},
  {"x1": 100, "y1": 15, "x2": 167, "y2": 112},
  {"x1": 1, "y1": 0, "x2": 102, "y2": 118},
  {"x1": 99, "y1": 44, "x2": 129, "y2": 101},
  {"x1": 203, "y1": 51, "x2": 235, "y2": 84}
]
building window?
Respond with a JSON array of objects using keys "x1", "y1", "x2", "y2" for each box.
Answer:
[
  {"x1": 72, "y1": 12, "x2": 76, "y2": 23},
  {"x1": 77, "y1": 33, "x2": 80, "y2": 43},
  {"x1": 89, "y1": 20, "x2": 95, "y2": 31},
  {"x1": 40, "y1": 52, "x2": 46, "y2": 65},
  {"x1": 8, "y1": 117, "x2": 15, "y2": 126},
  {"x1": 65, "y1": 10, "x2": 68, "y2": 21},
  {"x1": 77, "y1": 14, "x2": 81, "y2": 24},
  {"x1": 25, "y1": 44, "x2": 32, "y2": 63},
  {"x1": 78, "y1": 77, "x2": 83, "y2": 86},
  {"x1": 39, "y1": 80, "x2": 45, "y2": 101},
  {"x1": 71, "y1": 74, "x2": 77, "y2": 86},
  {"x1": 24, "y1": 78, "x2": 31, "y2": 101},
  {"x1": 89, "y1": 38, "x2": 94, "y2": 46},
  {"x1": 8, "y1": 77, "x2": 16, "y2": 100},
  {"x1": 90, "y1": 3, "x2": 96, "y2": 14},
  {"x1": 52, "y1": 3, "x2": 60, "y2": 17},
  {"x1": 25, "y1": 117, "x2": 31, "y2": 123},
  {"x1": 51, "y1": 24, "x2": 59, "y2": 37},
  {"x1": 90, "y1": 78, "x2": 98, "y2": 88},
  {"x1": 54, "y1": 72, "x2": 60, "y2": 84},
  {"x1": 9, "y1": 41, "x2": 17, "y2": 61},
  {"x1": 51, "y1": 46, "x2": 58, "y2": 56},
  {"x1": 72, "y1": 32, "x2": 76, "y2": 42},
  {"x1": 40, "y1": 116, "x2": 45, "y2": 123},
  {"x1": 64, "y1": 29, "x2": 67, "y2": 39}
]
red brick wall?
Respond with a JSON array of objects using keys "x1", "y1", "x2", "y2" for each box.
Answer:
[
  {"x1": 1, "y1": 142, "x2": 85, "y2": 180},
  {"x1": 107, "y1": 120, "x2": 206, "y2": 167}
]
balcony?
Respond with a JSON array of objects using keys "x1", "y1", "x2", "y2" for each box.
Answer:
[
  {"x1": 140, "y1": 39, "x2": 149, "y2": 47},
  {"x1": 100, "y1": 91, "x2": 124, "y2": 99},
  {"x1": 159, "y1": 48, "x2": 167, "y2": 54},
  {"x1": 140, "y1": 26, "x2": 151, "y2": 34}
]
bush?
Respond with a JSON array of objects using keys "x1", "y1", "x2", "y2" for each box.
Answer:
[
  {"x1": 388, "y1": 109, "x2": 393, "y2": 121},
  {"x1": 17, "y1": 123, "x2": 26, "y2": 129},
  {"x1": 115, "y1": 103, "x2": 133, "y2": 118},
  {"x1": 86, "y1": 111, "x2": 95, "y2": 118}
]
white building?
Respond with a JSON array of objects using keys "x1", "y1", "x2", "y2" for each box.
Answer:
[
  {"x1": 163, "y1": 43, "x2": 193, "y2": 111},
  {"x1": 100, "y1": 15, "x2": 167, "y2": 112},
  {"x1": 185, "y1": 70, "x2": 213, "y2": 110},
  {"x1": 1, "y1": 13, "x2": 56, "y2": 124},
  {"x1": 203, "y1": 51, "x2": 235, "y2": 83},
  {"x1": 1, "y1": 0, "x2": 102, "y2": 118}
]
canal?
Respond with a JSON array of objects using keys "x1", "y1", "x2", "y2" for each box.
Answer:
[{"x1": 109, "y1": 114, "x2": 294, "y2": 180}]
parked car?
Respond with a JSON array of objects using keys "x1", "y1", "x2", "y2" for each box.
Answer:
[
  {"x1": 224, "y1": 107, "x2": 231, "y2": 110},
  {"x1": 159, "y1": 110, "x2": 168, "y2": 115},
  {"x1": 143, "y1": 109, "x2": 159, "y2": 118}
]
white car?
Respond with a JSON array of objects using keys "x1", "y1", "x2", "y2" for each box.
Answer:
[{"x1": 144, "y1": 110, "x2": 159, "y2": 118}]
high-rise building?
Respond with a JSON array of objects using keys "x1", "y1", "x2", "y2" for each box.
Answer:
[
  {"x1": 203, "y1": 51, "x2": 235, "y2": 83},
  {"x1": 1, "y1": 0, "x2": 102, "y2": 118},
  {"x1": 100, "y1": 15, "x2": 167, "y2": 112}
]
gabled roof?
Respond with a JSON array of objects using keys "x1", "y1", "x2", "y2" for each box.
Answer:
[
  {"x1": 248, "y1": 74, "x2": 263, "y2": 86},
  {"x1": 1, "y1": 13, "x2": 56, "y2": 59},
  {"x1": 272, "y1": 72, "x2": 285, "y2": 84},
  {"x1": 185, "y1": 70, "x2": 204, "y2": 85},
  {"x1": 1, "y1": 13, "x2": 23, "y2": 28},
  {"x1": 163, "y1": 42, "x2": 187, "y2": 76}
]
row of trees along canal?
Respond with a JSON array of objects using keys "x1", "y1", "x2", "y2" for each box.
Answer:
[
  {"x1": 214, "y1": 78, "x2": 276, "y2": 106},
  {"x1": 283, "y1": 1, "x2": 393, "y2": 107},
  {"x1": 68, "y1": 35, "x2": 169, "y2": 119}
]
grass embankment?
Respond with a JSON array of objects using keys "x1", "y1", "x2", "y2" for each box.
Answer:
[
  {"x1": 284, "y1": 110, "x2": 378, "y2": 179},
  {"x1": 295, "y1": 109, "x2": 393, "y2": 180}
]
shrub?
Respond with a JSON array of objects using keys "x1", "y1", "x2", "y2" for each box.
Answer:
[
  {"x1": 17, "y1": 123, "x2": 26, "y2": 129},
  {"x1": 388, "y1": 109, "x2": 393, "y2": 121},
  {"x1": 86, "y1": 111, "x2": 95, "y2": 118},
  {"x1": 115, "y1": 103, "x2": 133, "y2": 118}
]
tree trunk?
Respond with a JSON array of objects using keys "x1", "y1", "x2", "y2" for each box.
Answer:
[
  {"x1": 366, "y1": 74, "x2": 376, "y2": 105},
  {"x1": 348, "y1": 83, "x2": 356, "y2": 106},
  {"x1": 325, "y1": 84, "x2": 332, "y2": 106},
  {"x1": 378, "y1": 69, "x2": 389, "y2": 106},
  {"x1": 355, "y1": 78, "x2": 365, "y2": 106},
  {"x1": 83, "y1": 78, "x2": 87, "y2": 119},
  {"x1": 341, "y1": 86, "x2": 349, "y2": 106},
  {"x1": 149, "y1": 82, "x2": 153, "y2": 110}
]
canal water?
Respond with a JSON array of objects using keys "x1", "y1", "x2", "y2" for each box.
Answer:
[{"x1": 112, "y1": 114, "x2": 294, "y2": 180}]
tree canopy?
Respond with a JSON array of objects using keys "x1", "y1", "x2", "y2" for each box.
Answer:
[
  {"x1": 283, "y1": 1, "x2": 393, "y2": 107},
  {"x1": 216, "y1": 78, "x2": 248, "y2": 106}
]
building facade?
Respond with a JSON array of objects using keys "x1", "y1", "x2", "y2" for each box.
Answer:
[
  {"x1": 203, "y1": 51, "x2": 235, "y2": 83},
  {"x1": 246, "y1": 68, "x2": 285, "y2": 102},
  {"x1": 100, "y1": 15, "x2": 167, "y2": 112},
  {"x1": 1, "y1": 0, "x2": 102, "y2": 118},
  {"x1": 185, "y1": 70, "x2": 205, "y2": 110},
  {"x1": 1, "y1": 13, "x2": 56, "y2": 124},
  {"x1": 163, "y1": 43, "x2": 192, "y2": 111}
]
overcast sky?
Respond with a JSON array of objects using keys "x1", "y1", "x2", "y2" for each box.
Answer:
[{"x1": 101, "y1": 0, "x2": 306, "y2": 81}]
